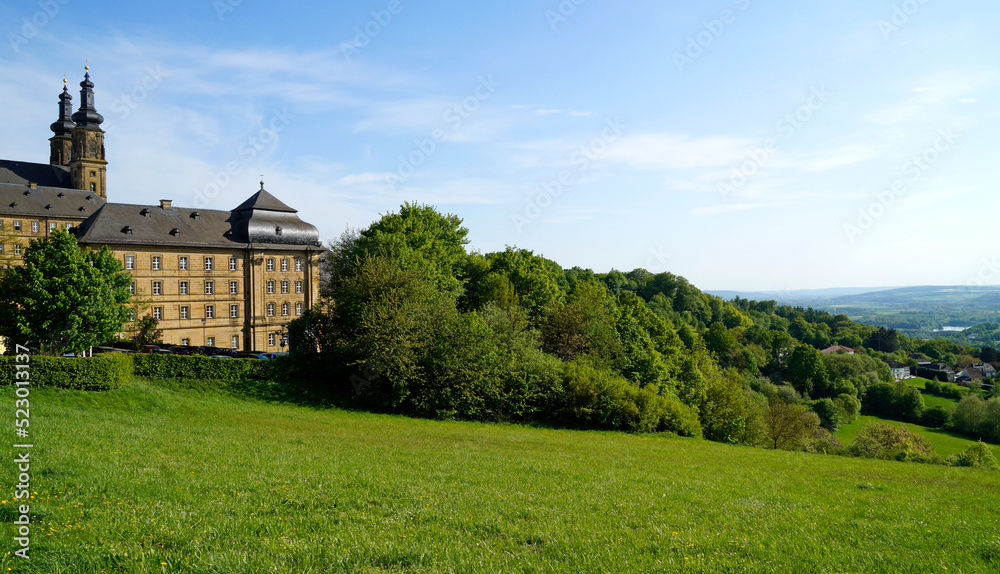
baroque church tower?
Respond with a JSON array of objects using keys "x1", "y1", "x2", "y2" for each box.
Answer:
[
  {"x1": 48, "y1": 79, "x2": 74, "y2": 167},
  {"x1": 51, "y1": 67, "x2": 108, "y2": 199}
]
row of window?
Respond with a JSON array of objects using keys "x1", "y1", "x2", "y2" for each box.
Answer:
[
  {"x1": 0, "y1": 221, "x2": 74, "y2": 234},
  {"x1": 142, "y1": 301, "x2": 303, "y2": 321},
  {"x1": 177, "y1": 333, "x2": 283, "y2": 349},
  {"x1": 130, "y1": 279, "x2": 304, "y2": 296},
  {"x1": 125, "y1": 255, "x2": 304, "y2": 272}
]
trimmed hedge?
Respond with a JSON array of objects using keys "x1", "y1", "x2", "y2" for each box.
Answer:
[
  {"x1": 131, "y1": 354, "x2": 275, "y2": 382},
  {"x1": 0, "y1": 354, "x2": 133, "y2": 390}
]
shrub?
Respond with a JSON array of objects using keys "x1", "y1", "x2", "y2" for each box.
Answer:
[
  {"x1": 955, "y1": 441, "x2": 1000, "y2": 470},
  {"x1": 558, "y1": 361, "x2": 701, "y2": 436},
  {"x1": 0, "y1": 354, "x2": 133, "y2": 390},
  {"x1": 921, "y1": 405, "x2": 951, "y2": 428},
  {"x1": 849, "y1": 422, "x2": 935, "y2": 461}
]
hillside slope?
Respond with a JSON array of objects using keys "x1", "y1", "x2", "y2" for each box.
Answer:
[{"x1": 3, "y1": 380, "x2": 999, "y2": 573}]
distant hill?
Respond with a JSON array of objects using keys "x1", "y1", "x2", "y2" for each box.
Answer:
[{"x1": 706, "y1": 286, "x2": 897, "y2": 303}]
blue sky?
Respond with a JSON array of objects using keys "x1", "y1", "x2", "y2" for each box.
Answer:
[{"x1": 2, "y1": 0, "x2": 998, "y2": 291}]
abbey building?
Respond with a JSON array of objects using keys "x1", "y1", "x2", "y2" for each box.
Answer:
[{"x1": 0, "y1": 69, "x2": 323, "y2": 351}]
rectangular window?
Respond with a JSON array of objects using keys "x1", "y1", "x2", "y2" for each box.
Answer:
[
  {"x1": 267, "y1": 302, "x2": 275, "y2": 317},
  {"x1": 13, "y1": 221, "x2": 21, "y2": 232},
  {"x1": 295, "y1": 258, "x2": 302, "y2": 272},
  {"x1": 266, "y1": 258, "x2": 274, "y2": 271},
  {"x1": 153, "y1": 307, "x2": 162, "y2": 321},
  {"x1": 205, "y1": 281, "x2": 214, "y2": 295},
  {"x1": 281, "y1": 280, "x2": 289, "y2": 294},
  {"x1": 128, "y1": 282, "x2": 135, "y2": 295},
  {"x1": 281, "y1": 302, "x2": 289, "y2": 316},
  {"x1": 229, "y1": 281, "x2": 238, "y2": 295},
  {"x1": 180, "y1": 306, "x2": 189, "y2": 320},
  {"x1": 179, "y1": 256, "x2": 188, "y2": 271},
  {"x1": 295, "y1": 280, "x2": 303, "y2": 294},
  {"x1": 179, "y1": 281, "x2": 188, "y2": 295},
  {"x1": 230, "y1": 304, "x2": 239, "y2": 318},
  {"x1": 295, "y1": 302, "x2": 303, "y2": 315},
  {"x1": 14, "y1": 244, "x2": 21, "y2": 256},
  {"x1": 152, "y1": 281, "x2": 161, "y2": 296},
  {"x1": 65, "y1": 223, "x2": 72, "y2": 231},
  {"x1": 231, "y1": 335, "x2": 239, "y2": 349},
  {"x1": 125, "y1": 255, "x2": 135, "y2": 270},
  {"x1": 207, "y1": 336, "x2": 215, "y2": 346},
  {"x1": 268, "y1": 333, "x2": 276, "y2": 346},
  {"x1": 229, "y1": 257, "x2": 238, "y2": 271},
  {"x1": 31, "y1": 222, "x2": 39, "y2": 233},
  {"x1": 181, "y1": 338, "x2": 190, "y2": 346},
  {"x1": 152, "y1": 256, "x2": 161, "y2": 271},
  {"x1": 49, "y1": 222, "x2": 57, "y2": 231},
  {"x1": 0, "y1": 244, "x2": 4, "y2": 254},
  {"x1": 267, "y1": 280, "x2": 275, "y2": 294},
  {"x1": 128, "y1": 310, "x2": 136, "y2": 321},
  {"x1": 205, "y1": 257, "x2": 213, "y2": 271},
  {"x1": 281, "y1": 258, "x2": 289, "y2": 272},
  {"x1": 0, "y1": 221, "x2": 3, "y2": 230},
  {"x1": 205, "y1": 305, "x2": 214, "y2": 319}
]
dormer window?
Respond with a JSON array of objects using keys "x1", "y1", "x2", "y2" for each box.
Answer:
[
  {"x1": 275, "y1": 226, "x2": 282, "y2": 236},
  {"x1": 140, "y1": 209, "x2": 151, "y2": 218},
  {"x1": 122, "y1": 226, "x2": 133, "y2": 235},
  {"x1": 170, "y1": 228, "x2": 181, "y2": 237},
  {"x1": 57, "y1": 192, "x2": 65, "y2": 198},
  {"x1": 9, "y1": 202, "x2": 16, "y2": 209},
  {"x1": 78, "y1": 206, "x2": 86, "y2": 212},
  {"x1": 45, "y1": 204, "x2": 53, "y2": 210},
  {"x1": 191, "y1": 212, "x2": 201, "y2": 221},
  {"x1": 86, "y1": 195, "x2": 93, "y2": 201}
]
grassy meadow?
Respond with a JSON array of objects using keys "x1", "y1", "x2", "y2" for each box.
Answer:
[{"x1": 2, "y1": 378, "x2": 1000, "y2": 573}]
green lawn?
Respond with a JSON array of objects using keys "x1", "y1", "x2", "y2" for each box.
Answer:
[{"x1": 3, "y1": 379, "x2": 1000, "y2": 573}]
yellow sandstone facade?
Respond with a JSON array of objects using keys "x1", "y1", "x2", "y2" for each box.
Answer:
[{"x1": 0, "y1": 70, "x2": 325, "y2": 352}]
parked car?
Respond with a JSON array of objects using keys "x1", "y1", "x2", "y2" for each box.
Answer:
[
  {"x1": 139, "y1": 345, "x2": 161, "y2": 354},
  {"x1": 209, "y1": 354, "x2": 233, "y2": 359},
  {"x1": 235, "y1": 353, "x2": 268, "y2": 359},
  {"x1": 154, "y1": 348, "x2": 174, "y2": 354},
  {"x1": 169, "y1": 346, "x2": 193, "y2": 355}
]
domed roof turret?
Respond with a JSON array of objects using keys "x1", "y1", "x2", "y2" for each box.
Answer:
[
  {"x1": 71, "y1": 67, "x2": 104, "y2": 129},
  {"x1": 49, "y1": 80, "x2": 74, "y2": 137}
]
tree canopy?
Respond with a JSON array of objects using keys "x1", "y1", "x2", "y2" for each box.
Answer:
[{"x1": 0, "y1": 230, "x2": 132, "y2": 355}]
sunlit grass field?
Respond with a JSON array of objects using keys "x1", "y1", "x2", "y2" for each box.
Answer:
[{"x1": 2, "y1": 378, "x2": 1000, "y2": 573}]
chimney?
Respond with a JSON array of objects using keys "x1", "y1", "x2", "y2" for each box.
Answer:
[{"x1": 159, "y1": 199, "x2": 172, "y2": 210}]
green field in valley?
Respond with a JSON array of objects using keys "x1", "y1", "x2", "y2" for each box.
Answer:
[{"x1": 2, "y1": 379, "x2": 1000, "y2": 573}]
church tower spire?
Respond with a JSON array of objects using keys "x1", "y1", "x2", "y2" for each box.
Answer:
[
  {"x1": 69, "y1": 65, "x2": 108, "y2": 199},
  {"x1": 49, "y1": 78, "x2": 74, "y2": 166}
]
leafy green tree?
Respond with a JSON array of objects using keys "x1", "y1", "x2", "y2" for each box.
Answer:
[
  {"x1": 866, "y1": 327, "x2": 900, "y2": 353},
  {"x1": 0, "y1": 230, "x2": 131, "y2": 355},
  {"x1": 786, "y1": 344, "x2": 830, "y2": 398},
  {"x1": 133, "y1": 315, "x2": 164, "y2": 346},
  {"x1": 763, "y1": 401, "x2": 821, "y2": 450},
  {"x1": 337, "y1": 203, "x2": 470, "y2": 294},
  {"x1": 809, "y1": 398, "x2": 841, "y2": 432},
  {"x1": 462, "y1": 247, "x2": 564, "y2": 320}
]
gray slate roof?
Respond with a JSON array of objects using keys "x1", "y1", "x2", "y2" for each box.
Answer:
[
  {"x1": 73, "y1": 202, "x2": 241, "y2": 248},
  {"x1": 0, "y1": 181, "x2": 104, "y2": 219},
  {"x1": 0, "y1": 160, "x2": 73, "y2": 188},
  {"x1": 74, "y1": 191, "x2": 321, "y2": 251}
]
